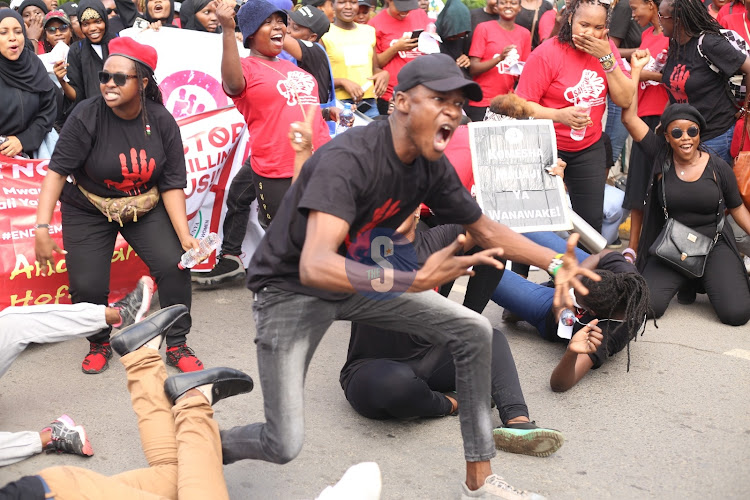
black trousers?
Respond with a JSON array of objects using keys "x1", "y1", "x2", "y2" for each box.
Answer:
[
  {"x1": 558, "y1": 136, "x2": 607, "y2": 234},
  {"x1": 643, "y1": 237, "x2": 750, "y2": 325},
  {"x1": 251, "y1": 170, "x2": 291, "y2": 230},
  {"x1": 344, "y1": 329, "x2": 529, "y2": 423},
  {"x1": 465, "y1": 105, "x2": 487, "y2": 123},
  {"x1": 220, "y1": 156, "x2": 256, "y2": 256},
  {"x1": 61, "y1": 200, "x2": 192, "y2": 346}
]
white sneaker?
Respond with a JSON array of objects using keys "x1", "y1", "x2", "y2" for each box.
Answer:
[
  {"x1": 460, "y1": 474, "x2": 546, "y2": 500},
  {"x1": 316, "y1": 462, "x2": 381, "y2": 500}
]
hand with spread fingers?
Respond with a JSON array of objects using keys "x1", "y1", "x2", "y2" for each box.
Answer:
[
  {"x1": 552, "y1": 233, "x2": 602, "y2": 309},
  {"x1": 567, "y1": 319, "x2": 603, "y2": 354}
]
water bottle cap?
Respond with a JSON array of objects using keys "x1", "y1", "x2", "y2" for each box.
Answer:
[{"x1": 343, "y1": 103, "x2": 352, "y2": 110}]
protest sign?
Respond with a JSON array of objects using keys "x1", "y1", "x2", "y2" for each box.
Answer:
[{"x1": 469, "y1": 120, "x2": 571, "y2": 233}]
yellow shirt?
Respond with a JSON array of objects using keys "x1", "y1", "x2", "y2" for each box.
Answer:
[{"x1": 322, "y1": 23, "x2": 376, "y2": 100}]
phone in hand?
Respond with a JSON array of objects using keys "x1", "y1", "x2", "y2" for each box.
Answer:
[{"x1": 410, "y1": 29, "x2": 424, "y2": 40}]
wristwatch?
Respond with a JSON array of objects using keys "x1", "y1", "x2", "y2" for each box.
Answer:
[{"x1": 599, "y1": 53, "x2": 616, "y2": 72}]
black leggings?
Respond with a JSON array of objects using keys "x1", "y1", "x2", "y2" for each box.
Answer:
[
  {"x1": 251, "y1": 171, "x2": 291, "y2": 230},
  {"x1": 643, "y1": 237, "x2": 750, "y2": 325},
  {"x1": 61, "y1": 200, "x2": 192, "y2": 346},
  {"x1": 220, "y1": 156, "x2": 256, "y2": 256},
  {"x1": 344, "y1": 329, "x2": 529, "y2": 423},
  {"x1": 558, "y1": 136, "x2": 607, "y2": 233}
]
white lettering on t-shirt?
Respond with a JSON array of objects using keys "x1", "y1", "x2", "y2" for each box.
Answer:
[
  {"x1": 563, "y1": 69, "x2": 606, "y2": 106},
  {"x1": 390, "y1": 31, "x2": 422, "y2": 60},
  {"x1": 276, "y1": 71, "x2": 318, "y2": 106}
]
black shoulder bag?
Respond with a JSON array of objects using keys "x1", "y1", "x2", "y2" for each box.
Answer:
[{"x1": 648, "y1": 159, "x2": 724, "y2": 278}]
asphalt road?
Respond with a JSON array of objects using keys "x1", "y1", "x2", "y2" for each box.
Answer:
[{"x1": 1, "y1": 273, "x2": 749, "y2": 499}]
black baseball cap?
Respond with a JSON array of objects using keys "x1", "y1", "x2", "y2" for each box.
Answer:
[
  {"x1": 288, "y1": 4, "x2": 330, "y2": 38},
  {"x1": 392, "y1": 0, "x2": 418, "y2": 11},
  {"x1": 395, "y1": 53, "x2": 483, "y2": 102},
  {"x1": 358, "y1": 0, "x2": 376, "y2": 6}
]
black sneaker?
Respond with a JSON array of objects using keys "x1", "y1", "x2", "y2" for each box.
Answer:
[
  {"x1": 111, "y1": 276, "x2": 154, "y2": 329},
  {"x1": 191, "y1": 255, "x2": 245, "y2": 288},
  {"x1": 607, "y1": 237, "x2": 623, "y2": 249}
]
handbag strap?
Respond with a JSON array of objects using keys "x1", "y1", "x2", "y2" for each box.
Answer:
[{"x1": 660, "y1": 157, "x2": 725, "y2": 241}]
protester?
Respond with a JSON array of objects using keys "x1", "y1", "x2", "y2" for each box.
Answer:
[
  {"x1": 659, "y1": 0, "x2": 750, "y2": 164},
  {"x1": 302, "y1": 0, "x2": 335, "y2": 22},
  {"x1": 322, "y1": 0, "x2": 389, "y2": 118},
  {"x1": 35, "y1": 37, "x2": 205, "y2": 373},
  {"x1": 0, "y1": 306, "x2": 255, "y2": 499},
  {"x1": 369, "y1": 0, "x2": 431, "y2": 114},
  {"x1": 41, "y1": 9, "x2": 71, "y2": 53},
  {"x1": 436, "y1": 0, "x2": 471, "y2": 78},
  {"x1": 622, "y1": 51, "x2": 750, "y2": 325},
  {"x1": 622, "y1": 0, "x2": 669, "y2": 257},
  {"x1": 18, "y1": 0, "x2": 47, "y2": 53},
  {"x1": 1, "y1": 415, "x2": 93, "y2": 469},
  {"x1": 719, "y1": 0, "x2": 750, "y2": 44},
  {"x1": 218, "y1": 52, "x2": 599, "y2": 499},
  {"x1": 468, "y1": 0, "x2": 531, "y2": 122},
  {"x1": 515, "y1": 0, "x2": 553, "y2": 49},
  {"x1": 115, "y1": 0, "x2": 178, "y2": 29},
  {"x1": 181, "y1": 0, "x2": 221, "y2": 32},
  {"x1": 354, "y1": 0, "x2": 374, "y2": 24},
  {"x1": 469, "y1": 0, "x2": 500, "y2": 46},
  {"x1": 515, "y1": 0, "x2": 635, "y2": 234},
  {"x1": 716, "y1": 0, "x2": 744, "y2": 24},
  {"x1": 59, "y1": 1, "x2": 82, "y2": 39},
  {"x1": 0, "y1": 9, "x2": 57, "y2": 158}
]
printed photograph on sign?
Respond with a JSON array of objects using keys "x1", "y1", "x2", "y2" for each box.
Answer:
[{"x1": 469, "y1": 120, "x2": 571, "y2": 233}]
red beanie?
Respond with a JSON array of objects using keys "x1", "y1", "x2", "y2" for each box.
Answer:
[{"x1": 108, "y1": 37, "x2": 158, "y2": 73}]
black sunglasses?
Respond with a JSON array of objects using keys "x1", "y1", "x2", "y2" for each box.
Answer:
[
  {"x1": 670, "y1": 126, "x2": 699, "y2": 139},
  {"x1": 45, "y1": 24, "x2": 70, "y2": 34},
  {"x1": 98, "y1": 71, "x2": 138, "y2": 86}
]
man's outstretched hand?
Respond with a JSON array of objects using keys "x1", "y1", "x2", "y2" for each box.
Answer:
[{"x1": 553, "y1": 233, "x2": 601, "y2": 309}]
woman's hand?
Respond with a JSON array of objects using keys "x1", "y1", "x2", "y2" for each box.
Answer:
[
  {"x1": 630, "y1": 48, "x2": 651, "y2": 71},
  {"x1": 35, "y1": 230, "x2": 67, "y2": 276},
  {"x1": 147, "y1": 20, "x2": 163, "y2": 31},
  {"x1": 500, "y1": 44, "x2": 517, "y2": 61},
  {"x1": 392, "y1": 34, "x2": 419, "y2": 53},
  {"x1": 179, "y1": 235, "x2": 201, "y2": 253},
  {"x1": 555, "y1": 106, "x2": 593, "y2": 130},
  {"x1": 0, "y1": 136, "x2": 23, "y2": 157},
  {"x1": 53, "y1": 60, "x2": 68, "y2": 81},
  {"x1": 26, "y1": 13, "x2": 44, "y2": 44},
  {"x1": 370, "y1": 71, "x2": 389, "y2": 98},
  {"x1": 567, "y1": 319, "x2": 603, "y2": 354},
  {"x1": 340, "y1": 78, "x2": 364, "y2": 101},
  {"x1": 456, "y1": 54, "x2": 471, "y2": 69},
  {"x1": 547, "y1": 158, "x2": 567, "y2": 179},
  {"x1": 213, "y1": 0, "x2": 236, "y2": 31},
  {"x1": 572, "y1": 31, "x2": 611, "y2": 59}
]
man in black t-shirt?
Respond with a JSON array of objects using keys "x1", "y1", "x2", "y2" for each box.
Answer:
[{"x1": 220, "y1": 53, "x2": 598, "y2": 498}]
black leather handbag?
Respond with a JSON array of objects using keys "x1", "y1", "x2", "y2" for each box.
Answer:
[{"x1": 648, "y1": 160, "x2": 724, "y2": 278}]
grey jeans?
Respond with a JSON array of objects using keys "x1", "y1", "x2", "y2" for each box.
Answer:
[{"x1": 221, "y1": 286, "x2": 496, "y2": 464}]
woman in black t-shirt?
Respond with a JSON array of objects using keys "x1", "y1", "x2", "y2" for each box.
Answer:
[
  {"x1": 35, "y1": 37, "x2": 205, "y2": 374},
  {"x1": 623, "y1": 51, "x2": 750, "y2": 325},
  {"x1": 658, "y1": 0, "x2": 750, "y2": 164}
]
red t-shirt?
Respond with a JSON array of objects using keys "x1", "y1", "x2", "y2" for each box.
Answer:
[
  {"x1": 537, "y1": 8, "x2": 556, "y2": 42},
  {"x1": 443, "y1": 125, "x2": 474, "y2": 194},
  {"x1": 469, "y1": 21, "x2": 531, "y2": 107},
  {"x1": 720, "y1": 12, "x2": 750, "y2": 45},
  {"x1": 637, "y1": 26, "x2": 669, "y2": 117},
  {"x1": 369, "y1": 8, "x2": 431, "y2": 101},
  {"x1": 229, "y1": 57, "x2": 330, "y2": 178},
  {"x1": 515, "y1": 37, "x2": 624, "y2": 152}
]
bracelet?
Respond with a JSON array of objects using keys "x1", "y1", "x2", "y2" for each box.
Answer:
[
  {"x1": 35, "y1": 223, "x2": 50, "y2": 230},
  {"x1": 547, "y1": 253, "x2": 564, "y2": 276},
  {"x1": 622, "y1": 247, "x2": 637, "y2": 264}
]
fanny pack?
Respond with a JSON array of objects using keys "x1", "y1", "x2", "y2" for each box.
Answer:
[{"x1": 77, "y1": 184, "x2": 160, "y2": 227}]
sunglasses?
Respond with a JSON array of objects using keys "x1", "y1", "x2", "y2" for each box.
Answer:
[
  {"x1": 45, "y1": 24, "x2": 70, "y2": 34},
  {"x1": 670, "y1": 126, "x2": 699, "y2": 139},
  {"x1": 658, "y1": 12, "x2": 673, "y2": 20},
  {"x1": 98, "y1": 71, "x2": 138, "y2": 86}
]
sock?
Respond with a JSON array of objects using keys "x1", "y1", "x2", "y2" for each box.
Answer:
[
  {"x1": 143, "y1": 334, "x2": 163, "y2": 351},
  {"x1": 196, "y1": 383, "x2": 213, "y2": 405}
]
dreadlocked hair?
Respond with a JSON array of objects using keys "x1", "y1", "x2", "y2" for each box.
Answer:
[
  {"x1": 668, "y1": 0, "x2": 721, "y2": 58},
  {"x1": 134, "y1": 61, "x2": 163, "y2": 138},
  {"x1": 579, "y1": 269, "x2": 654, "y2": 371},
  {"x1": 558, "y1": 0, "x2": 612, "y2": 49}
]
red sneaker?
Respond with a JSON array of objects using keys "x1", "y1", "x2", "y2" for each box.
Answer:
[
  {"x1": 166, "y1": 344, "x2": 204, "y2": 372},
  {"x1": 81, "y1": 343, "x2": 113, "y2": 374}
]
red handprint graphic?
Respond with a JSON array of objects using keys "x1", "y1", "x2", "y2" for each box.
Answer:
[
  {"x1": 345, "y1": 198, "x2": 402, "y2": 254},
  {"x1": 105, "y1": 148, "x2": 156, "y2": 195},
  {"x1": 667, "y1": 64, "x2": 690, "y2": 103}
]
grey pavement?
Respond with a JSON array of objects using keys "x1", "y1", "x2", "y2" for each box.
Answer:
[{"x1": 1, "y1": 274, "x2": 749, "y2": 499}]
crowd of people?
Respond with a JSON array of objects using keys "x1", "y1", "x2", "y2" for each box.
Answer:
[{"x1": 1, "y1": 0, "x2": 750, "y2": 498}]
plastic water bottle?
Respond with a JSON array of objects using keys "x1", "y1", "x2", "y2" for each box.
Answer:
[
  {"x1": 336, "y1": 103, "x2": 354, "y2": 135},
  {"x1": 560, "y1": 309, "x2": 576, "y2": 327},
  {"x1": 654, "y1": 49, "x2": 668, "y2": 71},
  {"x1": 569, "y1": 99, "x2": 592, "y2": 141},
  {"x1": 178, "y1": 232, "x2": 220, "y2": 269}
]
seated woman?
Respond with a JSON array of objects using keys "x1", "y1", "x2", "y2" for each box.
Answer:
[
  {"x1": 622, "y1": 50, "x2": 750, "y2": 325},
  {"x1": 0, "y1": 9, "x2": 57, "y2": 158}
]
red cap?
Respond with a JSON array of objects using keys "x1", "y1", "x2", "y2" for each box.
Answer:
[{"x1": 108, "y1": 37, "x2": 158, "y2": 74}]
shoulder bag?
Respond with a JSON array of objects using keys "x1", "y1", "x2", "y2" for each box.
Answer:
[
  {"x1": 648, "y1": 160, "x2": 724, "y2": 278},
  {"x1": 732, "y1": 97, "x2": 750, "y2": 208}
]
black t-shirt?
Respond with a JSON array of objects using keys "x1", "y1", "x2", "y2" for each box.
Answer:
[
  {"x1": 608, "y1": 0, "x2": 643, "y2": 49},
  {"x1": 469, "y1": 7, "x2": 499, "y2": 46},
  {"x1": 515, "y1": 2, "x2": 553, "y2": 48},
  {"x1": 542, "y1": 251, "x2": 639, "y2": 369},
  {"x1": 50, "y1": 97, "x2": 187, "y2": 213},
  {"x1": 296, "y1": 39, "x2": 333, "y2": 104},
  {"x1": 340, "y1": 224, "x2": 464, "y2": 391},
  {"x1": 637, "y1": 129, "x2": 743, "y2": 236},
  {"x1": 661, "y1": 34, "x2": 746, "y2": 140},
  {"x1": 246, "y1": 119, "x2": 483, "y2": 299}
]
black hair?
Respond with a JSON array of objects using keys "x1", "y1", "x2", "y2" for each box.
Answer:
[
  {"x1": 134, "y1": 60, "x2": 163, "y2": 137},
  {"x1": 558, "y1": 0, "x2": 612, "y2": 48},
  {"x1": 667, "y1": 0, "x2": 721, "y2": 57},
  {"x1": 0, "y1": 2, "x2": 10, "y2": 8},
  {"x1": 580, "y1": 269, "x2": 654, "y2": 371}
]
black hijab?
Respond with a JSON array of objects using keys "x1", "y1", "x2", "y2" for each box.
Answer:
[
  {"x1": 144, "y1": 0, "x2": 176, "y2": 26},
  {"x1": 76, "y1": 0, "x2": 116, "y2": 46},
  {"x1": 0, "y1": 10, "x2": 54, "y2": 93},
  {"x1": 18, "y1": 0, "x2": 49, "y2": 17},
  {"x1": 70, "y1": 0, "x2": 118, "y2": 101},
  {"x1": 182, "y1": 0, "x2": 221, "y2": 33}
]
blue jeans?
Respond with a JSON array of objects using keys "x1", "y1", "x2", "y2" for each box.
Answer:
[
  {"x1": 602, "y1": 184, "x2": 627, "y2": 244},
  {"x1": 491, "y1": 270, "x2": 555, "y2": 339},
  {"x1": 702, "y1": 124, "x2": 735, "y2": 165},
  {"x1": 524, "y1": 231, "x2": 590, "y2": 262},
  {"x1": 220, "y1": 286, "x2": 496, "y2": 464},
  {"x1": 605, "y1": 96, "x2": 629, "y2": 164}
]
